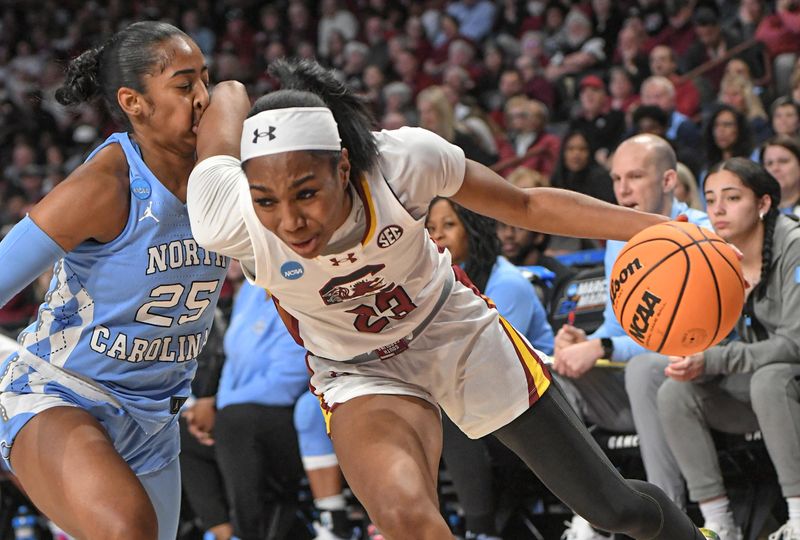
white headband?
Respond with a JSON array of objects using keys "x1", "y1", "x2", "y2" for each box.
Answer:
[{"x1": 240, "y1": 107, "x2": 341, "y2": 162}]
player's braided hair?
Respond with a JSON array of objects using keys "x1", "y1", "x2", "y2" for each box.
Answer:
[
  {"x1": 56, "y1": 21, "x2": 188, "y2": 127},
  {"x1": 710, "y1": 157, "x2": 786, "y2": 299},
  {"x1": 431, "y1": 198, "x2": 499, "y2": 292},
  {"x1": 249, "y1": 58, "x2": 379, "y2": 185}
]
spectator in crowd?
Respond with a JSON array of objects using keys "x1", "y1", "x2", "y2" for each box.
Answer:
[
  {"x1": 382, "y1": 81, "x2": 416, "y2": 123},
  {"x1": 427, "y1": 198, "x2": 554, "y2": 540},
  {"x1": 648, "y1": 45, "x2": 701, "y2": 118},
  {"x1": 755, "y1": 0, "x2": 800, "y2": 96},
  {"x1": 761, "y1": 135, "x2": 800, "y2": 216},
  {"x1": 393, "y1": 47, "x2": 436, "y2": 98},
  {"x1": 495, "y1": 96, "x2": 561, "y2": 177},
  {"x1": 496, "y1": 167, "x2": 578, "y2": 306},
  {"x1": 545, "y1": 9, "x2": 607, "y2": 83},
  {"x1": 658, "y1": 158, "x2": 800, "y2": 540},
  {"x1": 551, "y1": 129, "x2": 616, "y2": 205},
  {"x1": 179, "y1": 309, "x2": 232, "y2": 540},
  {"x1": 640, "y1": 75, "x2": 703, "y2": 152},
  {"x1": 515, "y1": 53, "x2": 557, "y2": 113},
  {"x1": 417, "y1": 85, "x2": 495, "y2": 165},
  {"x1": 569, "y1": 75, "x2": 627, "y2": 162},
  {"x1": 704, "y1": 104, "x2": 755, "y2": 174},
  {"x1": 196, "y1": 281, "x2": 310, "y2": 540},
  {"x1": 555, "y1": 135, "x2": 710, "y2": 538},
  {"x1": 446, "y1": 0, "x2": 498, "y2": 43},
  {"x1": 608, "y1": 66, "x2": 641, "y2": 129},
  {"x1": 642, "y1": 0, "x2": 696, "y2": 58},
  {"x1": 317, "y1": 0, "x2": 359, "y2": 60},
  {"x1": 362, "y1": 15, "x2": 390, "y2": 72},
  {"x1": 730, "y1": 0, "x2": 766, "y2": 40},
  {"x1": 632, "y1": 104, "x2": 704, "y2": 176},
  {"x1": 591, "y1": 0, "x2": 624, "y2": 61},
  {"x1": 684, "y1": 6, "x2": 763, "y2": 102},
  {"x1": 181, "y1": 9, "x2": 216, "y2": 58},
  {"x1": 719, "y1": 72, "x2": 771, "y2": 145},
  {"x1": 487, "y1": 68, "x2": 526, "y2": 127},
  {"x1": 769, "y1": 96, "x2": 800, "y2": 137},
  {"x1": 612, "y1": 22, "x2": 650, "y2": 88}
]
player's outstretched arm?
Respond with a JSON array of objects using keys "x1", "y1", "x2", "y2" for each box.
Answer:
[{"x1": 451, "y1": 159, "x2": 667, "y2": 242}]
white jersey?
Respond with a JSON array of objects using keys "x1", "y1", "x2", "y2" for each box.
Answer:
[{"x1": 188, "y1": 127, "x2": 466, "y2": 360}]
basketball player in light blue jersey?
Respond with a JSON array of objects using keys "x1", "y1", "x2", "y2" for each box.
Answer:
[{"x1": 0, "y1": 22, "x2": 227, "y2": 540}]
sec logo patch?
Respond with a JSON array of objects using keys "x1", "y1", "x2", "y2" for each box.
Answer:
[{"x1": 377, "y1": 225, "x2": 403, "y2": 248}]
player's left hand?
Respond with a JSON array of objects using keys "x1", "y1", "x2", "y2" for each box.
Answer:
[
  {"x1": 665, "y1": 353, "x2": 705, "y2": 381},
  {"x1": 553, "y1": 340, "x2": 601, "y2": 378}
]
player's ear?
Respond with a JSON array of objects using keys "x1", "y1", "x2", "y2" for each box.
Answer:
[
  {"x1": 338, "y1": 148, "x2": 351, "y2": 188},
  {"x1": 118, "y1": 87, "x2": 144, "y2": 119}
]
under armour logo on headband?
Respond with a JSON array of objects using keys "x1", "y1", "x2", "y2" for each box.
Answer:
[{"x1": 253, "y1": 126, "x2": 277, "y2": 144}]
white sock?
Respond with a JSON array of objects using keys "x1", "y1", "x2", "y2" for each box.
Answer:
[
  {"x1": 315, "y1": 494, "x2": 346, "y2": 511},
  {"x1": 699, "y1": 497, "x2": 734, "y2": 526},
  {"x1": 787, "y1": 496, "x2": 800, "y2": 528}
]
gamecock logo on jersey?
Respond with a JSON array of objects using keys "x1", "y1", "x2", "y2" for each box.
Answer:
[
  {"x1": 377, "y1": 225, "x2": 403, "y2": 248},
  {"x1": 319, "y1": 264, "x2": 389, "y2": 305}
]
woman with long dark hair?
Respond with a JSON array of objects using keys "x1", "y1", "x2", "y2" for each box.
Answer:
[
  {"x1": 550, "y1": 129, "x2": 615, "y2": 204},
  {"x1": 187, "y1": 58, "x2": 718, "y2": 540},
  {"x1": 659, "y1": 158, "x2": 800, "y2": 540}
]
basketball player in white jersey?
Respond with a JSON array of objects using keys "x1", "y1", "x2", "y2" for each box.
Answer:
[{"x1": 187, "y1": 60, "x2": 718, "y2": 540}]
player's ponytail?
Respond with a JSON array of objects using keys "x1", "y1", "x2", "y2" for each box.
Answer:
[
  {"x1": 252, "y1": 58, "x2": 379, "y2": 183},
  {"x1": 56, "y1": 47, "x2": 103, "y2": 106}
]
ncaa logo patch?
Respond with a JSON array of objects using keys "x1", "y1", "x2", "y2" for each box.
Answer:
[
  {"x1": 377, "y1": 225, "x2": 403, "y2": 248},
  {"x1": 130, "y1": 177, "x2": 152, "y2": 200},
  {"x1": 280, "y1": 261, "x2": 305, "y2": 280}
]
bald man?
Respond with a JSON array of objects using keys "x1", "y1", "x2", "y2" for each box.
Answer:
[{"x1": 554, "y1": 135, "x2": 710, "y2": 525}]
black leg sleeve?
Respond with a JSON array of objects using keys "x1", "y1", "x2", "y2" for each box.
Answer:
[
  {"x1": 441, "y1": 413, "x2": 497, "y2": 536},
  {"x1": 491, "y1": 381, "x2": 704, "y2": 540}
]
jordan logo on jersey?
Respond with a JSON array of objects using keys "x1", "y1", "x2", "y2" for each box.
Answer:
[
  {"x1": 319, "y1": 264, "x2": 387, "y2": 305},
  {"x1": 139, "y1": 201, "x2": 159, "y2": 223},
  {"x1": 330, "y1": 253, "x2": 358, "y2": 266},
  {"x1": 253, "y1": 126, "x2": 276, "y2": 143}
]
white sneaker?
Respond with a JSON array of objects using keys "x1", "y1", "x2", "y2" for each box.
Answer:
[
  {"x1": 703, "y1": 521, "x2": 743, "y2": 540},
  {"x1": 561, "y1": 515, "x2": 609, "y2": 540},
  {"x1": 769, "y1": 523, "x2": 800, "y2": 540}
]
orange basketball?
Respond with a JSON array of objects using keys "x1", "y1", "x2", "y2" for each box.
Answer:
[{"x1": 610, "y1": 221, "x2": 745, "y2": 356}]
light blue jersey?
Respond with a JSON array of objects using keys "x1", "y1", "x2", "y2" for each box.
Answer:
[{"x1": 12, "y1": 132, "x2": 228, "y2": 435}]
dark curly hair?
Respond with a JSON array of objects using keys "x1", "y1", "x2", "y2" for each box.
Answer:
[{"x1": 428, "y1": 197, "x2": 500, "y2": 292}]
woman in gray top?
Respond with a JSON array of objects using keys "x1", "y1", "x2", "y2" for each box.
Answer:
[{"x1": 659, "y1": 157, "x2": 800, "y2": 540}]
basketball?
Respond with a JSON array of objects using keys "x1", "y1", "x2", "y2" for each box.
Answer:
[{"x1": 610, "y1": 221, "x2": 745, "y2": 356}]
